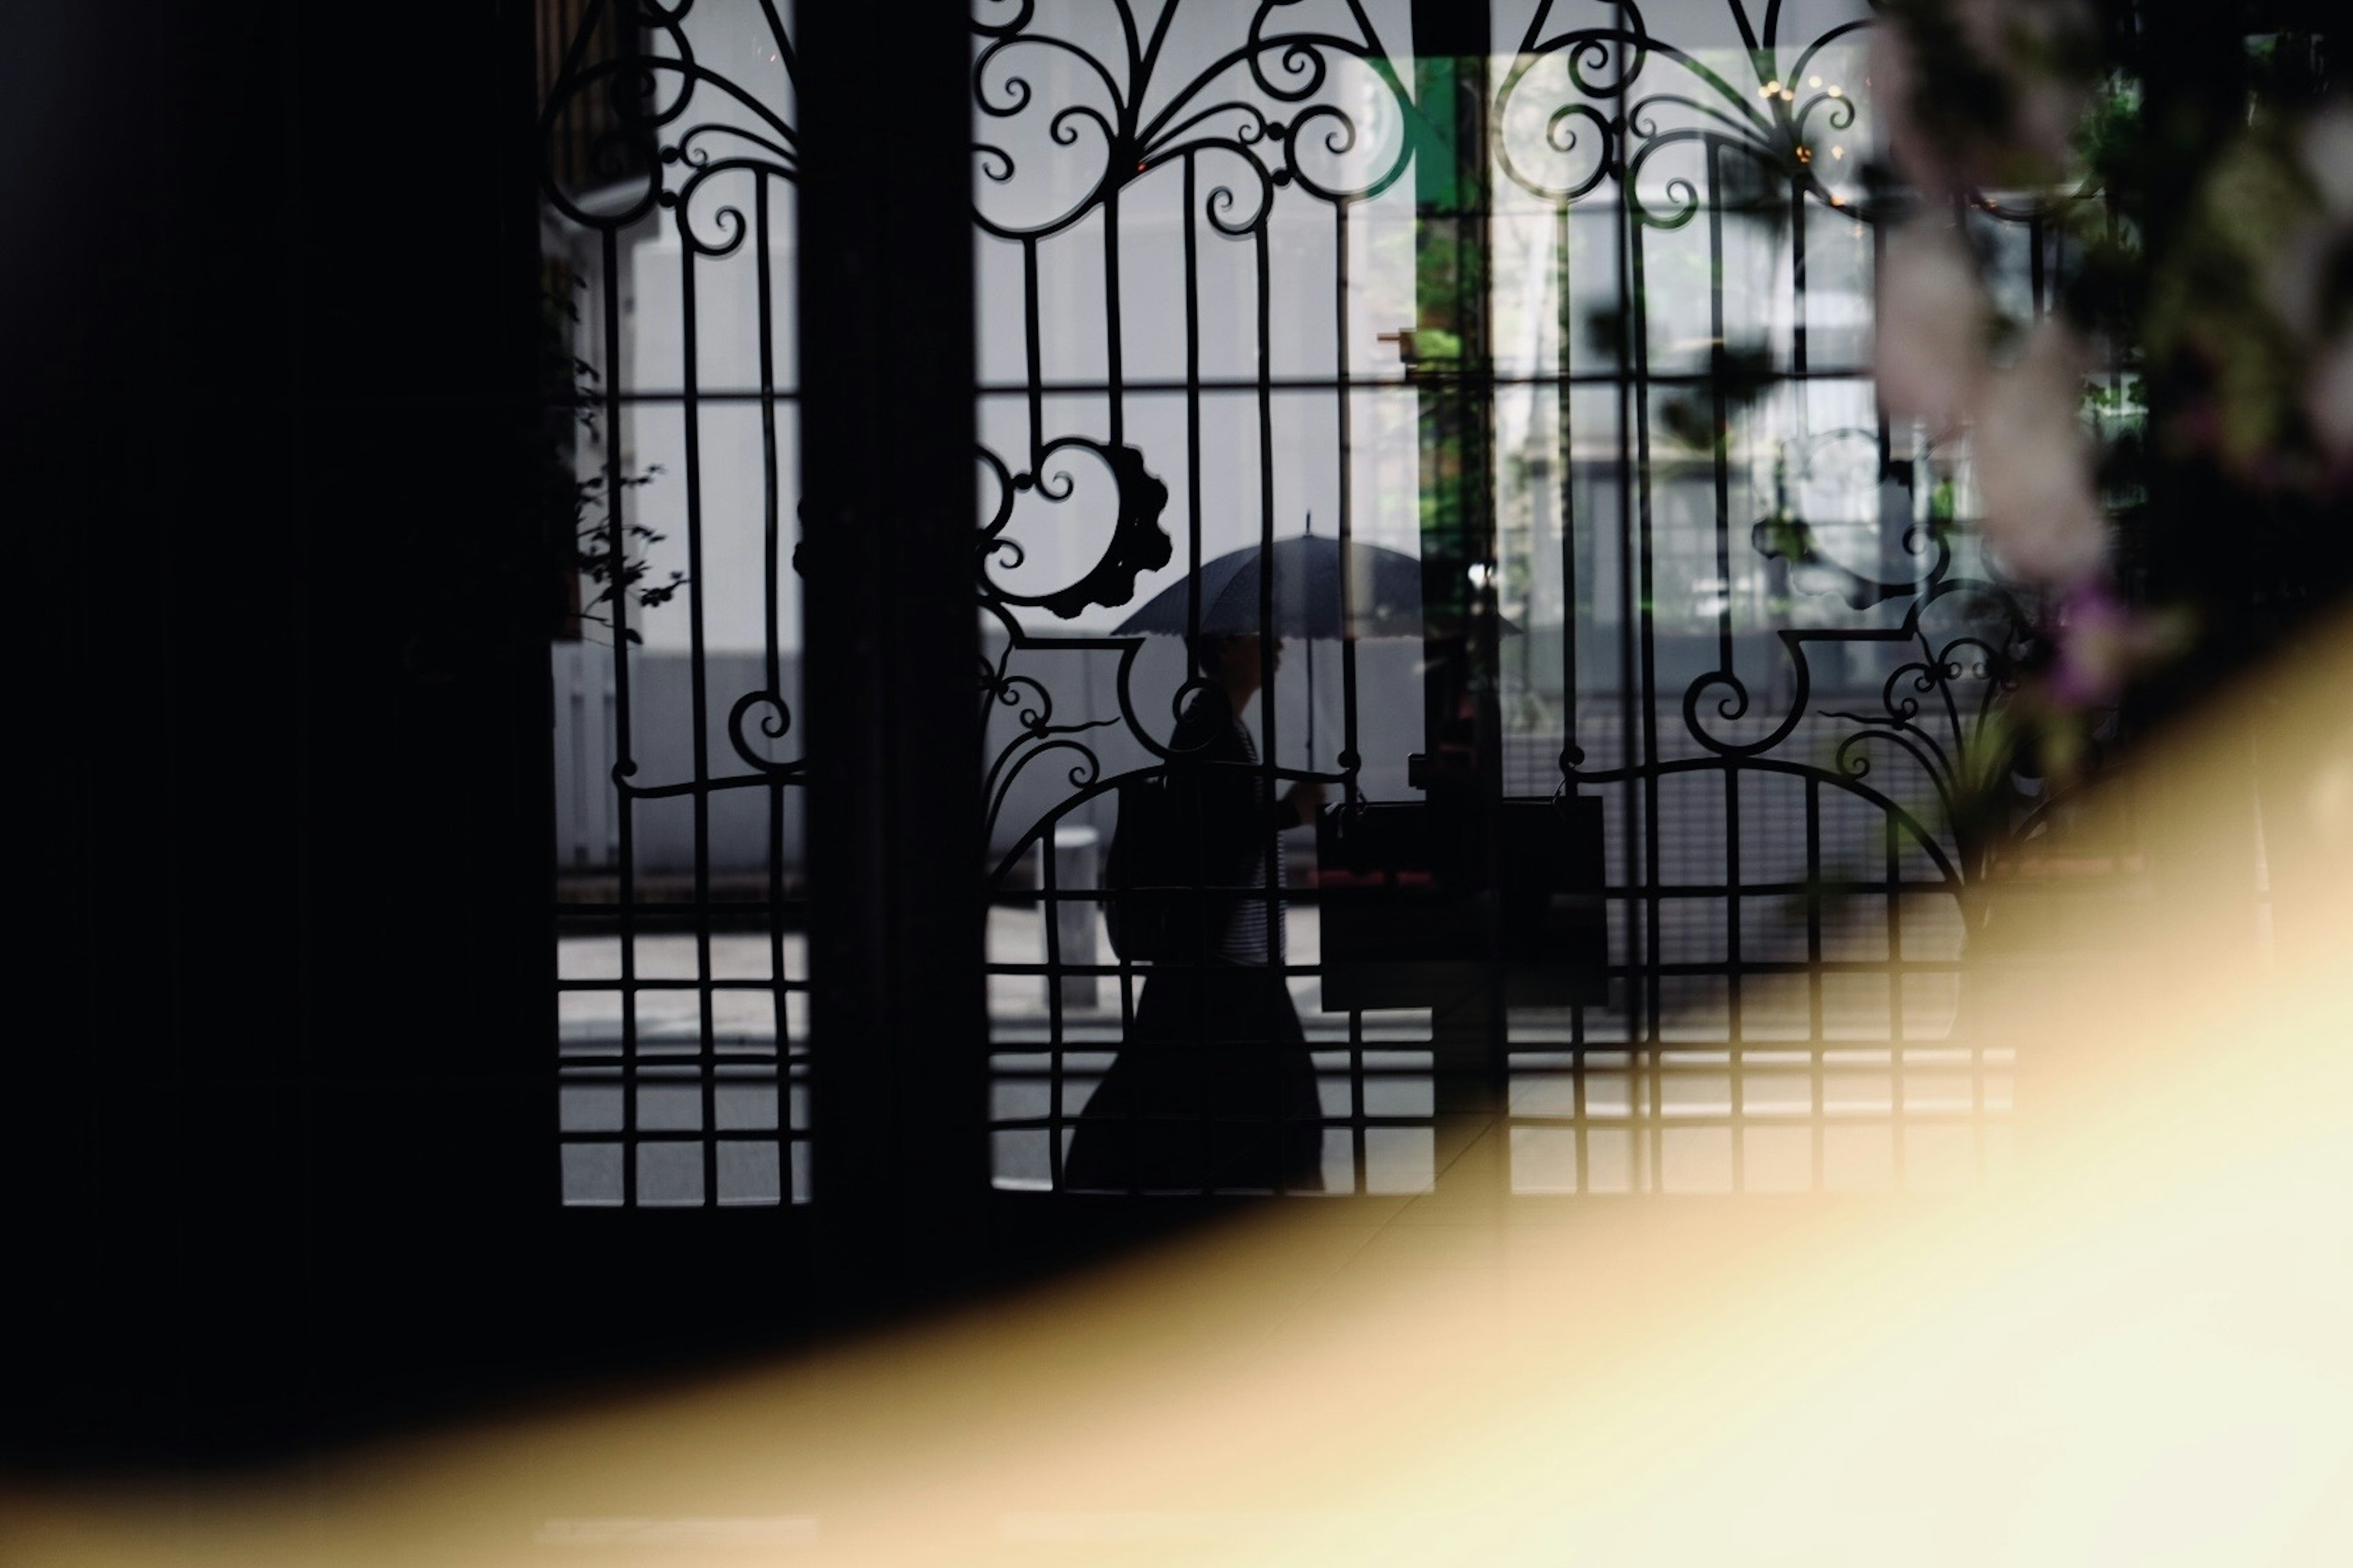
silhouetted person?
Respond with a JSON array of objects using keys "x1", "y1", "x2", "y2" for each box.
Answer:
[{"x1": 1064, "y1": 634, "x2": 1327, "y2": 1192}]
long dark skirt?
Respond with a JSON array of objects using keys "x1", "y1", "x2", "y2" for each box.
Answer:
[{"x1": 1061, "y1": 964, "x2": 1324, "y2": 1194}]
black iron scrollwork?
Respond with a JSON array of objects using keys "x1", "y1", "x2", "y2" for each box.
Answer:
[
  {"x1": 1685, "y1": 471, "x2": 2039, "y2": 896},
  {"x1": 979, "y1": 439, "x2": 1173, "y2": 621},
  {"x1": 1496, "y1": 0, "x2": 1871, "y2": 221},
  {"x1": 971, "y1": 0, "x2": 1412, "y2": 866},
  {"x1": 973, "y1": 432, "x2": 1169, "y2": 852},
  {"x1": 542, "y1": 0, "x2": 799, "y2": 232},
  {"x1": 972, "y1": 0, "x2": 1413, "y2": 243},
  {"x1": 543, "y1": 0, "x2": 807, "y2": 789},
  {"x1": 1496, "y1": 2, "x2": 2063, "y2": 906},
  {"x1": 1751, "y1": 511, "x2": 1950, "y2": 611}
]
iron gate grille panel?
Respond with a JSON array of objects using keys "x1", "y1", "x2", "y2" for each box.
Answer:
[
  {"x1": 542, "y1": 0, "x2": 809, "y2": 1207},
  {"x1": 975, "y1": 1, "x2": 2072, "y2": 1195},
  {"x1": 527, "y1": 1, "x2": 2109, "y2": 1205}
]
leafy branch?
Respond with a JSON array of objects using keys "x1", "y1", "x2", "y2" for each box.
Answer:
[
  {"x1": 570, "y1": 466, "x2": 680, "y2": 644},
  {"x1": 541, "y1": 265, "x2": 684, "y2": 645}
]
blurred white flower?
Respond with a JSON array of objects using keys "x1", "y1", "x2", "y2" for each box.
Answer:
[
  {"x1": 2263, "y1": 221, "x2": 2330, "y2": 338},
  {"x1": 2292, "y1": 106, "x2": 2353, "y2": 469},
  {"x1": 2258, "y1": 107, "x2": 2353, "y2": 338},
  {"x1": 1974, "y1": 322, "x2": 2108, "y2": 587},
  {"x1": 1874, "y1": 219, "x2": 1988, "y2": 432},
  {"x1": 2307, "y1": 334, "x2": 2353, "y2": 463},
  {"x1": 2298, "y1": 105, "x2": 2353, "y2": 217},
  {"x1": 1876, "y1": 221, "x2": 2108, "y2": 585}
]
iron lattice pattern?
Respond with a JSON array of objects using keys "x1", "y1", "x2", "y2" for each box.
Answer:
[
  {"x1": 543, "y1": 0, "x2": 809, "y2": 1206},
  {"x1": 974, "y1": 0, "x2": 2066, "y2": 1195}
]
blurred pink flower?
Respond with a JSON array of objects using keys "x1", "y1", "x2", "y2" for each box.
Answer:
[
  {"x1": 2045, "y1": 578, "x2": 2184, "y2": 711},
  {"x1": 2045, "y1": 580, "x2": 2132, "y2": 708},
  {"x1": 1876, "y1": 223, "x2": 2109, "y2": 589},
  {"x1": 1972, "y1": 322, "x2": 2108, "y2": 589},
  {"x1": 1871, "y1": 0, "x2": 2092, "y2": 198},
  {"x1": 1873, "y1": 219, "x2": 1988, "y2": 433}
]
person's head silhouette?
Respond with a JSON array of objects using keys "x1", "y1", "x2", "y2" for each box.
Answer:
[{"x1": 1189, "y1": 633, "x2": 1284, "y2": 713}]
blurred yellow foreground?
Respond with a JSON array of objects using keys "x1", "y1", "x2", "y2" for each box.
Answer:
[{"x1": 7, "y1": 623, "x2": 2350, "y2": 1566}]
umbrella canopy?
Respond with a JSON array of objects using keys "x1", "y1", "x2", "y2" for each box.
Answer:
[{"x1": 1114, "y1": 534, "x2": 1443, "y2": 640}]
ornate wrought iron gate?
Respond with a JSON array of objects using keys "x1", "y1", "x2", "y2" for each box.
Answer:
[
  {"x1": 974, "y1": 0, "x2": 2029, "y2": 1198},
  {"x1": 542, "y1": 0, "x2": 811, "y2": 1207},
  {"x1": 539, "y1": 0, "x2": 2043, "y2": 1210}
]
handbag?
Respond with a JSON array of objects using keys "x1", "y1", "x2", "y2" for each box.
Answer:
[{"x1": 1102, "y1": 772, "x2": 1211, "y2": 963}]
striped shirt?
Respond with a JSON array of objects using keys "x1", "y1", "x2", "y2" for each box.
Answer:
[{"x1": 1218, "y1": 719, "x2": 1287, "y2": 966}]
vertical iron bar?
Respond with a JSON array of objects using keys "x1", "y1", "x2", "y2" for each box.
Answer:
[
  {"x1": 1335, "y1": 203, "x2": 1360, "y2": 801},
  {"x1": 1555, "y1": 202, "x2": 1582, "y2": 761},
  {"x1": 1335, "y1": 199, "x2": 1366, "y2": 1187},
  {"x1": 1182, "y1": 150, "x2": 1209, "y2": 1187},
  {"x1": 1790, "y1": 163, "x2": 1809, "y2": 379},
  {"x1": 1042, "y1": 822, "x2": 1066, "y2": 1191},
  {"x1": 1727, "y1": 763, "x2": 1745, "y2": 1191},
  {"x1": 1707, "y1": 143, "x2": 1745, "y2": 1188},
  {"x1": 1023, "y1": 237, "x2": 1045, "y2": 471},
  {"x1": 757, "y1": 173, "x2": 792, "y2": 1197},
  {"x1": 797, "y1": 1, "x2": 985, "y2": 1295},
  {"x1": 1257, "y1": 225, "x2": 1279, "y2": 968},
  {"x1": 1608, "y1": 17, "x2": 1646, "y2": 1190},
  {"x1": 1104, "y1": 184, "x2": 1124, "y2": 452},
  {"x1": 601, "y1": 224, "x2": 638, "y2": 1206},
  {"x1": 1708, "y1": 142, "x2": 1733, "y2": 679},
  {"x1": 1411, "y1": 0, "x2": 1502, "y2": 1187},
  {"x1": 1806, "y1": 775, "x2": 1824, "y2": 1191},
  {"x1": 2029, "y1": 211, "x2": 2046, "y2": 317},
  {"x1": 1554, "y1": 200, "x2": 1592, "y2": 1099},
  {"x1": 1628, "y1": 221, "x2": 1662, "y2": 1190},
  {"x1": 1184, "y1": 154, "x2": 1203, "y2": 654},
  {"x1": 1887, "y1": 812, "x2": 1904, "y2": 1189},
  {"x1": 681, "y1": 185, "x2": 718, "y2": 1204}
]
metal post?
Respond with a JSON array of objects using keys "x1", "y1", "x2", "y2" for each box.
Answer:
[
  {"x1": 1409, "y1": 2, "x2": 1507, "y2": 1191},
  {"x1": 1048, "y1": 825, "x2": 1102, "y2": 1013},
  {"x1": 797, "y1": 6, "x2": 988, "y2": 1301}
]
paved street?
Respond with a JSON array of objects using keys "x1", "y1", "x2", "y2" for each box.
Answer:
[{"x1": 557, "y1": 899, "x2": 1996, "y2": 1199}]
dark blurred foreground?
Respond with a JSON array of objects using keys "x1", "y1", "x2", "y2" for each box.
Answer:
[{"x1": 6, "y1": 612, "x2": 2347, "y2": 1566}]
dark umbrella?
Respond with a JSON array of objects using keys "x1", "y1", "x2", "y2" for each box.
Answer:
[
  {"x1": 1114, "y1": 522, "x2": 1513, "y2": 765},
  {"x1": 1110, "y1": 529, "x2": 1430, "y2": 640}
]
